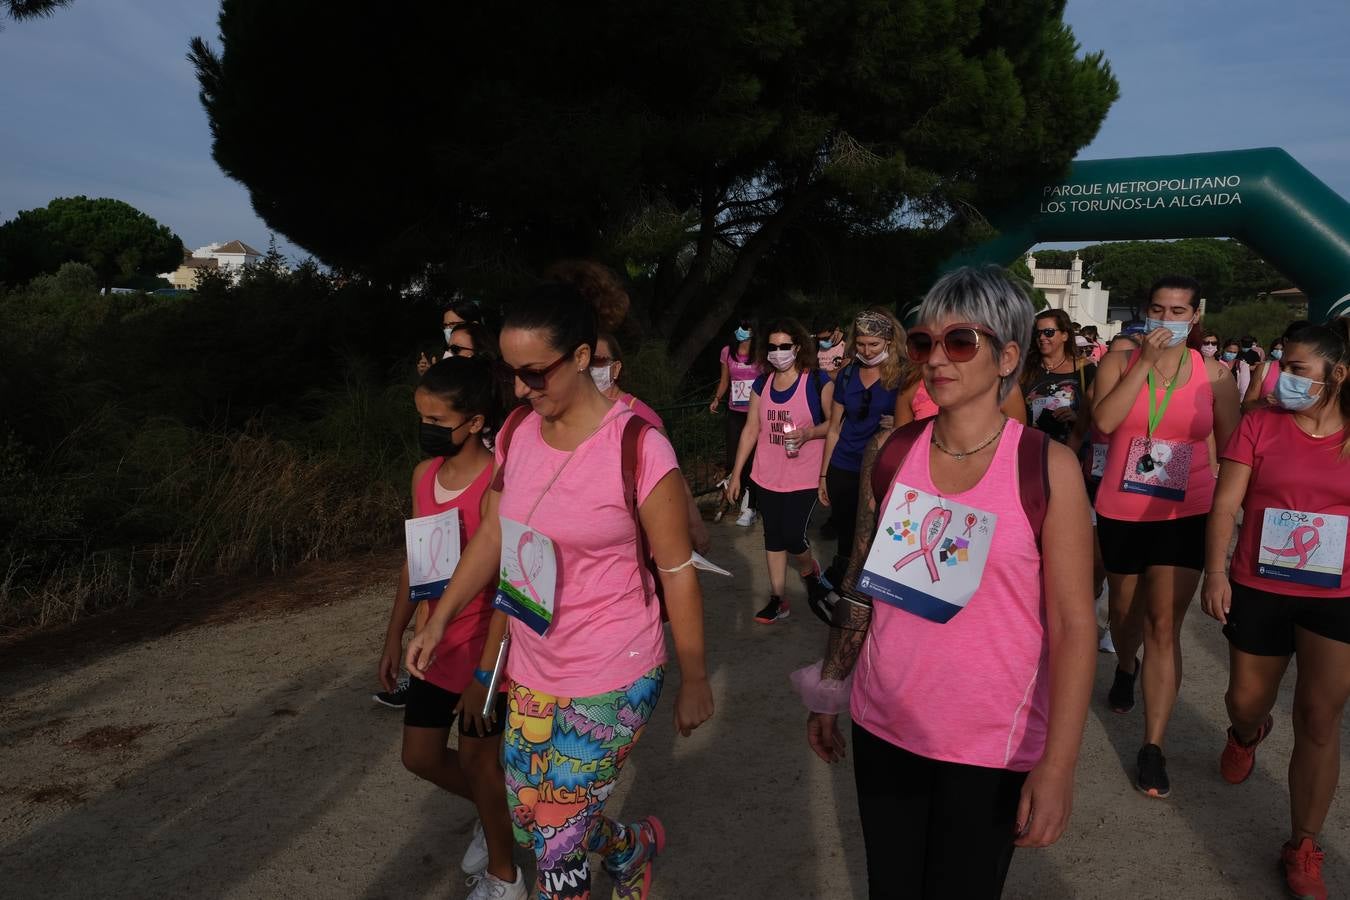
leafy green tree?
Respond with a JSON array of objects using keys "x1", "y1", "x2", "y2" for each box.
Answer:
[
  {"x1": 1, "y1": 0, "x2": 72, "y2": 29},
  {"x1": 1203, "y1": 300, "x2": 1299, "y2": 348},
  {"x1": 0, "y1": 196, "x2": 183, "y2": 292},
  {"x1": 192, "y1": 0, "x2": 1117, "y2": 377}
]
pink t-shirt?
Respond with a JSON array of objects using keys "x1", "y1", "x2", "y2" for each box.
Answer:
[
  {"x1": 1095, "y1": 349, "x2": 1216, "y2": 522},
  {"x1": 1223, "y1": 408, "x2": 1350, "y2": 597},
  {"x1": 852, "y1": 419, "x2": 1049, "y2": 771},
  {"x1": 619, "y1": 392, "x2": 665, "y2": 430},
  {"x1": 911, "y1": 382, "x2": 939, "y2": 420},
  {"x1": 818, "y1": 341, "x2": 847, "y2": 374},
  {"x1": 751, "y1": 371, "x2": 826, "y2": 493},
  {"x1": 495, "y1": 404, "x2": 675, "y2": 697},
  {"x1": 720, "y1": 344, "x2": 762, "y2": 412}
]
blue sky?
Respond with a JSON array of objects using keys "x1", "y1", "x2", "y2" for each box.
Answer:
[{"x1": 1, "y1": 0, "x2": 1347, "y2": 264}]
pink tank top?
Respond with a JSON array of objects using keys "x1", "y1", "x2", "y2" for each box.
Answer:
[
  {"x1": 911, "y1": 382, "x2": 939, "y2": 420},
  {"x1": 414, "y1": 460, "x2": 495, "y2": 693},
  {"x1": 1260, "y1": 360, "x2": 1280, "y2": 396},
  {"x1": 851, "y1": 419, "x2": 1049, "y2": 771},
  {"x1": 751, "y1": 371, "x2": 825, "y2": 492},
  {"x1": 1095, "y1": 349, "x2": 1215, "y2": 522}
]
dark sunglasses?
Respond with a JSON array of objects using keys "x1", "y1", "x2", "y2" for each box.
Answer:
[
  {"x1": 1035, "y1": 327, "x2": 1060, "y2": 339},
  {"x1": 495, "y1": 350, "x2": 576, "y2": 391},
  {"x1": 905, "y1": 323, "x2": 999, "y2": 364},
  {"x1": 767, "y1": 342, "x2": 795, "y2": 351},
  {"x1": 446, "y1": 344, "x2": 475, "y2": 357},
  {"x1": 855, "y1": 387, "x2": 873, "y2": 421},
  {"x1": 1201, "y1": 340, "x2": 1219, "y2": 347}
]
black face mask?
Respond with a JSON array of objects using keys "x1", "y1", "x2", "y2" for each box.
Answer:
[{"x1": 419, "y1": 420, "x2": 470, "y2": 458}]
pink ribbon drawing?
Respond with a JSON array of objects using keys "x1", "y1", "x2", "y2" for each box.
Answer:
[
  {"x1": 425, "y1": 526, "x2": 446, "y2": 578},
  {"x1": 893, "y1": 506, "x2": 953, "y2": 582},
  {"x1": 1264, "y1": 518, "x2": 1325, "y2": 570},
  {"x1": 509, "y1": 529, "x2": 548, "y2": 606},
  {"x1": 904, "y1": 489, "x2": 918, "y2": 516},
  {"x1": 963, "y1": 513, "x2": 977, "y2": 537}
]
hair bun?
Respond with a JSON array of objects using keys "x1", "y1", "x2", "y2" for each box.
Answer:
[{"x1": 541, "y1": 259, "x2": 630, "y2": 333}]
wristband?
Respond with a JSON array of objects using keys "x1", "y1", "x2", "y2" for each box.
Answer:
[{"x1": 473, "y1": 668, "x2": 493, "y2": 687}]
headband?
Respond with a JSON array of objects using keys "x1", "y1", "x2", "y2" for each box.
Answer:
[{"x1": 853, "y1": 310, "x2": 895, "y2": 338}]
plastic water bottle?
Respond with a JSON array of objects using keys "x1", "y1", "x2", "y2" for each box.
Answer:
[{"x1": 782, "y1": 412, "x2": 799, "y2": 458}]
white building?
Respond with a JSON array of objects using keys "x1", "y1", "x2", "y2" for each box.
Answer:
[
  {"x1": 1025, "y1": 252, "x2": 1119, "y2": 338},
  {"x1": 159, "y1": 240, "x2": 265, "y2": 289}
]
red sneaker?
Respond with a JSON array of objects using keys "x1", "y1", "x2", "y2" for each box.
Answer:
[
  {"x1": 1220, "y1": 715, "x2": 1273, "y2": 784},
  {"x1": 1281, "y1": 837, "x2": 1326, "y2": 900}
]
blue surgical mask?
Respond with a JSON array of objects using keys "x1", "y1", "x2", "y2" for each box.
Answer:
[
  {"x1": 1145, "y1": 318, "x2": 1192, "y2": 347},
  {"x1": 734, "y1": 327, "x2": 751, "y2": 342},
  {"x1": 1271, "y1": 349, "x2": 1284, "y2": 360},
  {"x1": 1221, "y1": 351, "x2": 1237, "y2": 362},
  {"x1": 1272, "y1": 370, "x2": 1325, "y2": 411},
  {"x1": 818, "y1": 337, "x2": 835, "y2": 350}
]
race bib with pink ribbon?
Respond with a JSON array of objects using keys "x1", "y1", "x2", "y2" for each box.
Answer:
[
  {"x1": 1121, "y1": 437, "x2": 1191, "y2": 501},
  {"x1": 857, "y1": 483, "x2": 998, "y2": 623},
  {"x1": 493, "y1": 516, "x2": 558, "y2": 635},
  {"x1": 1257, "y1": 508, "x2": 1348, "y2": 589},
  {"x1": 404, "y1": 508, "x2": 462, "y2": 602}
]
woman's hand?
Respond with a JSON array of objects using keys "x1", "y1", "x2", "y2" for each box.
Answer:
[
  {"x1": 1051, "y1": 407, "x2": 1077, "y2": 423},
  {"x1": 878, "y1": 414, "x2": 895, "y2": 431},
  {"x1": 674, "y1": 676, "x2": 714, "y2": 736},
  {"x1": 378, "y1": 635, "x2": 403, "y2": 693},
  {"x1": 1138, "y1": 326, "x2": 1172, "y2": 365},
  {"x1": 727, "y1": 474, "x2": 742, "y2": 503},
  {"x1": 818, "y1": 479, "x2": 830, "y2": 507},
  {"x1": 807, "y1": 712, "x2": 847, "y2": 763},
  {"x1": 1201, "y1": 571, "x2": 1233, "y2": 624},
  {"x1": 404, "y1": 621, "x2": 446, "y2": 678},
  {"x1": 709, "y1": 397, "x2": 720, "y2": 413},
  {"x1": 1014, "y1": 761, "x2": 1074, "y2": 848},
  {"x1": 454, "y1": 679, "x2": 493, "y2": 735}
]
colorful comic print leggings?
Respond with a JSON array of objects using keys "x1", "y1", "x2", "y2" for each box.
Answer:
[{"x1": 503, "y1": 666, "x2": 665, "y2": 900}]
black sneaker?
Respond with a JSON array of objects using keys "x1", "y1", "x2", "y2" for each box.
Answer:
[
  {"x1": 372, "y1": 675, "x2": 410, "y2": 709},
  {"x1": 1108, "y1": 661, "x2": 1138, "y2": 714},
  {"x1": 802, "y1": 563, "x2": 831, "y2": 608},
  {"x1": 754, "y1": 595, "x2": 790, "y2": 624},
  {"x1": 1136, "y1": 743, "x2": 1171, "y2": 798}
]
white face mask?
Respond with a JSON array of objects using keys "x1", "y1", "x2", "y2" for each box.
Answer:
[
  {"x1": 767, "y1": 349, "x2": 797, "y2": 371},
  {"x1": 857, "y1": 350, "x2": 889, "y2": 368},
  {"x1": 443, "y1": 326, "x2": 456, "y2": 345},
  {"x1": 589, "y1": 365, "x2": 614, "y2": 393}
]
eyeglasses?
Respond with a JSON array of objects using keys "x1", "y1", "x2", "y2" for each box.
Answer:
[
  {"x1": 496, "y1": 350, "x2": 576, "y2": 391},
  {"x1": 1201, "y1": 340, "x2": 1219, "y2": 347},
  {"x1": 767, "y1": 342, "x2": 795, "y2": 351},
  {"x1": 905, "y1": 323, "x2": 999, "y2": 364},
  {"x1": 1035, "y1": 327, "x2": 1060, "y2": 339},
  {"x1": 855, "y1": 387, "x2": 873, "y2": 420},
  {"x1": 446, "y1": 344, "x2": 475, "y2": 357}
]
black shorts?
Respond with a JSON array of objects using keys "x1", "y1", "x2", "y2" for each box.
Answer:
[
  {"x1": 756, "y1": 486, "x2": 816, "y2": 554},
  {"x1": 1097, "y1": 513, "x2": 1207, "y2": 574},
  {"x1": 403, "y1": 675, "x2": 508, "y2": 737},
  {"x1": 1223, "y1": 580, "x2": 1350, "y2": 656}
]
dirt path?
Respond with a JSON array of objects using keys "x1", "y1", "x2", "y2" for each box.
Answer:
[{"x1": 2, "y1": 518, "x2": 1346, "y2": 898}]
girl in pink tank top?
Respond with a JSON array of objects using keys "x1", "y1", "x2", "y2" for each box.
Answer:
[
  {"x1": 377, "y1": 356, "x2": 520, "y2": 890},
  {"x1": 728, "y1": 319, "x2": 834, "y2": 625},
  {"x1": 1090, "y1": 280, "x2": 1240, "y2": 799},
  {"x1": 795, "y1": 267, "x2": 1097, "y2": 897}
]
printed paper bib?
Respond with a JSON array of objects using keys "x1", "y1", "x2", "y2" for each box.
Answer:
[
  {"x1": 857, "y1": 483, "x2": 997, "y2": 623},
  {"x1": 730, "y1": 379, "x2": 754, "y2": 405},
  {"x1": 493, "y1": 516, "x2": 558, "y2": 636},
  {"x1": 1257, "y1": 508, "x2": 1348, "y2": 589},
  {"x1": 1121, "y1": 437, "x2": 1191, "y2": 501},
  {"x1": 404, "y1": 508, "x2": 462, "y2": 602}
]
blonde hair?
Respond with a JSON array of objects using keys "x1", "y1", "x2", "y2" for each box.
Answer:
[{"x1": 848, "y1": 306, "x2": 906, "y2": 391}]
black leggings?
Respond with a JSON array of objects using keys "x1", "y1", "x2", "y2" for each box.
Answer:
[
  {"x1": 727, "y1": 408, "x2": 757, "y2": 510},
  {"x1": 853, "y1": 723, "x2": 1028, "y2": 899},
  {"x1": 824, "y1": 464, "x2": 861, "y2": 587}
]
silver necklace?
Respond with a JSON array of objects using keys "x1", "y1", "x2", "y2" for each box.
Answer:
[{"x1": 931, "y1": 417, "x2": 1008, "y2": 461}]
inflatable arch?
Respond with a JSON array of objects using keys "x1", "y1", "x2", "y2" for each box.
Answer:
[{"x1": 922, "y1": 148, "x2": 1350, "y2": 323}]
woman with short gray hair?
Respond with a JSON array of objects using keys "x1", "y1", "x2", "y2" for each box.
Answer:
[{"x1": 795, "y1": 266, "x2": 1097, "y2": 897}]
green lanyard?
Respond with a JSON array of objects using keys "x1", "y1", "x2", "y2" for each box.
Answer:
[{"x1": 1146, "y1": 358, "x2": 1183, "y2": 438}]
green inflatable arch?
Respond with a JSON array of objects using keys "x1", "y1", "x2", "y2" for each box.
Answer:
[{"x1": 925, "y1": 148, "x2": 1350, "y2": 323}]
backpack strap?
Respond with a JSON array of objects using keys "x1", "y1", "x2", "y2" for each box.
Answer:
[
  {"x1": 870, "y1": 420, "x2": 930, "y2": 504},
  {"x1": 805, "y1": 369, "x2": 830, "y2": 425},
  {"x1": 835, "y1": 362, "x2": 855, "y2": 404},
  {"x1": 1015, "y1": 425, "x2": 1051, "y2": 549},
  {"x1": 488, "y1": 405, "x2": 532, "y2": 493}
]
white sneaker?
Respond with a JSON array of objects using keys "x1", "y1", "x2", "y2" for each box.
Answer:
[
  {"x1": 465, "y1": 866, "x2": 526, "y2": 900},
  {"x1": 735, "y1": 509, "x2": 757, "y2": 527},
  {"x1": 460, "y1": 820, "x2": 488, "y2": 875},
  {"x1": 1099, "y1": 629, "x2": 1116, "y2": 654}
]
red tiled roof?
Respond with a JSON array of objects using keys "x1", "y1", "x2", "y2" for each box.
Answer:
[
  {"x1": 181, "y1": 257, "x2": 219, "y2": 269},
  {"x1": 215, "y1": 240, "x2": 263, "y2": 256}
]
